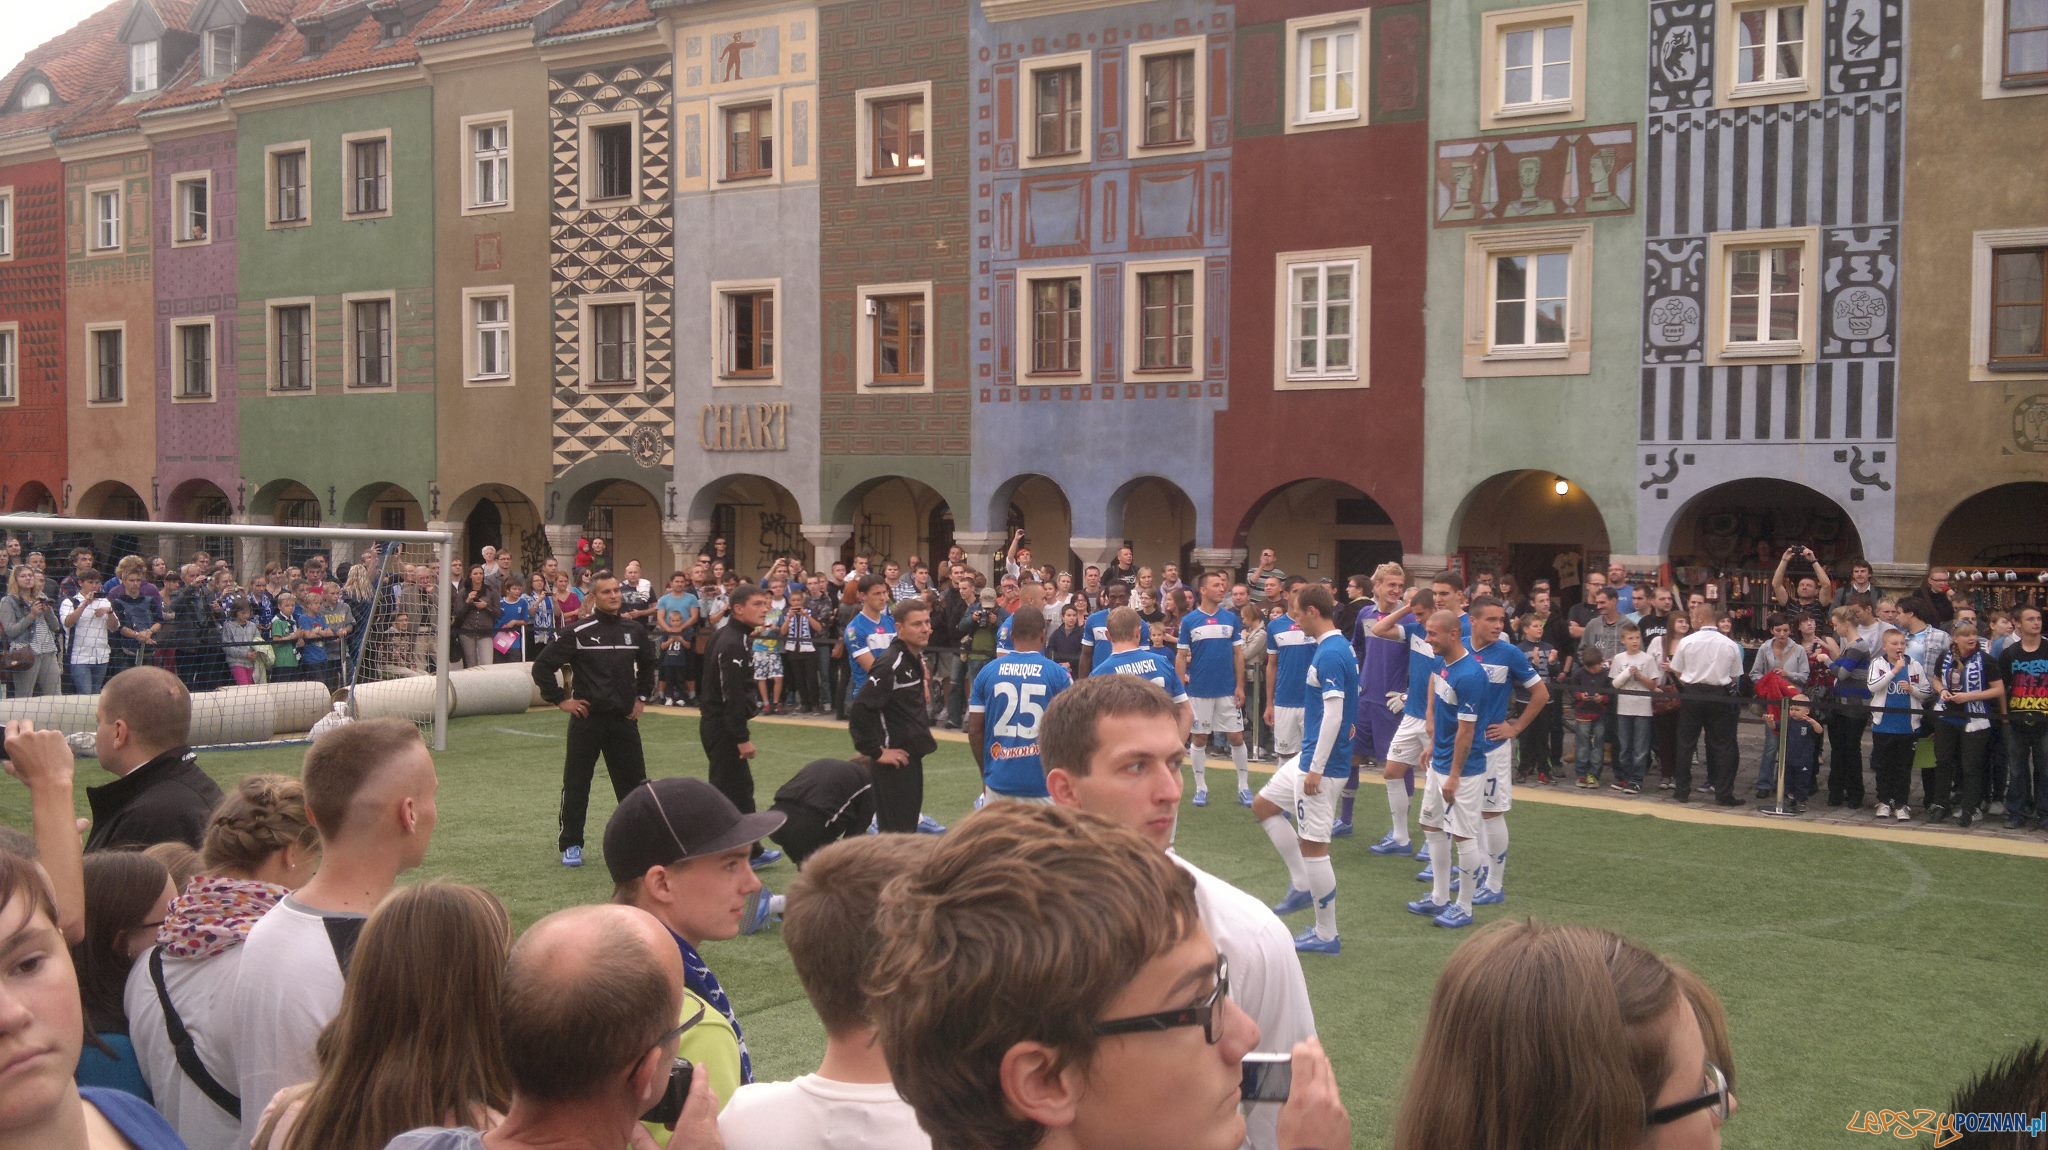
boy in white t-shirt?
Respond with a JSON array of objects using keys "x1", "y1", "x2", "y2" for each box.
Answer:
[
  {"x1": 718, "y1": 835, "x2": 936, "y2": 1150},
  {"x1": 1606, "y1": 622, "x2": 1661, "y2": 795},
  {"x1": 60, "y1": 569, "x2": 116, "y2": 695}
]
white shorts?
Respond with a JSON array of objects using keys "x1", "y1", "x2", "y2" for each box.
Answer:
[
  {"x1": 1272, "y1": 705, "x2": 1305, "y2": 756},
  {"x1": 1482, "y1": 743, "x2": 1514, "y2": 813},
  {"x1": 982, "y1": 786, "x2": 1056, "y2": 807},
  {"x1": 1418, "y1": 768, "x2": 1485, "y2": 840},
  {"x1": 1189, "y1": 695, "x2": 1245, "y2": 735},
  {"x1": 1257, "y1": 757, "x2": 1341, "y2": 844},
  {"x1": 1387, "y1": 713, "x2": 1429, "y2": 767}
]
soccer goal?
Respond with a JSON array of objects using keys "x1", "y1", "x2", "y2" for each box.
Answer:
[{"x1": 0, "y1": 514, "x2": 453, "y2": 752}]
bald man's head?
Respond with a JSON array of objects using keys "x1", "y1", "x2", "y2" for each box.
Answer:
[{"x1": 500, "y1": 905, "x2": 683, "y2": 1102}]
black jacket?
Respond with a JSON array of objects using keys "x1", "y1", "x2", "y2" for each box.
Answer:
[
  {"x1": 771, "y1": 758, "x2": 875, "y2": 833},
  {"x1": 928, "y1": 588, "x2": 967, "y2": 650},
  {"x1": 531, "y1": 610, "x2": 658, "y2": 716},
  {"x1": 850, "y1": 639, "x2": 936, "y2": 760},
  {"x1": 85, "y1": 747, "x2": 223, "y2": 852},
  {"x1": 699, "y1": 623, "x2": 758, "y2": 744}
]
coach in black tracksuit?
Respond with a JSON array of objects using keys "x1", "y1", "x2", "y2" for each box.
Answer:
[
  {"x1": 849, "y1": 597, "x2": 935, "y2": 833},
  {"x1": 767, "y1": 757, "x2": 876, "y2": 866},
  {"x1": 532, "y1": 572, "x2": 658, "y2": 864},
  {"x1": 700, "y1": 583, "x2": 771, "y2": 859}
]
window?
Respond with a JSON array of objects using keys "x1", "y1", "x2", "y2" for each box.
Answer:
[
  {"x1": 1279, "y1": 252, "x2": 1368, "y2": 387},
  {"x1": 269, "y1": 145, "x2": 308, "y2": 224},
  {"x1": 1284, "y1": 11, "x2": 1367, "y2": 131},
  {"x1": 1031, "y1": 278, "x2": 1082, "y2": 374},
  {"x1": 2005, "y1": 0, "x2": 2048, "y2": 87},
  {"x1": 584, "y1": 117, "x2": 638, "y2": 203},
  {"x1": 90, "y1": 188, "x2": 121, "y2": 252},
  {"x1": 1143, "y1": 53, "x2": 1195, "y2": 146},
  {"x1": 0, "y1": 326, "x2": 15, "y2": 402},
  {"x1": 1461, "y1": 224, "x2": 1593, "y2": 377},
  {"x1": 205, "y1": 28, "x2": 236, "y2": 78},
  {"x1": 1991, "y1": 247, "x2": 2047, "y2": 366},
  {"x1": 1480, "y1": 4, "x2": 1586, "y2": 128},
  {"x1": 271, "y1": 303, "x2": 313, "y2": 392},
  {"x1": 345, "y1": 134, "x2": 390, "y2": 216},
  {"x1": 1704, "y1": 227, "x2": 1819, "y2": 365},
  {"x1": 469, "y1": 291, "x2": 513, "y2": 383},
  {"x1": 724, "y1": 103, "x2": 774, "y2": 180},
  {"x1": 871, "y1": 97, "x2": 925, "y2": 177},
  {"x1": 469, "y1": 118, "x2": 510, "y2": 210},
  {"x1": 872, "y1": 295, "x2": 924, "y2": 384},
  {"x1": 18, "y1": 82, "x2": 50, "y2": 109},
  {"x1": 1715, "y1": 0, "x2": 1820, "y2": 106},
  {"x1": 0, "y1": 188, "x2": 12, "y2": 258},
  {"x1": 131, "y1": 41, "x2": 158, "y2": 93},
  {"x1": 1033, "y1": 67, "x2": 1083, "y2": 158},
  {"x1": 578, "y1": 294, "x2": 642, "y2": 389},
  {"x1": 174, "y1": 322, "x2": 214, "y2": 401},
  {"x1": 347, "y1": 297, "x2": 394, "y2": 387},
  {"x1": 1504, "y1": 25, "x2": 1571, "y2": 109},
  {"x1": 173, "y1": 176, "x2": 209, "y2": 244},
  {"x1": 722, "y1": 290, "x2": 775, "y2": 378},
  {"x1": 1136, "y1": 271, "x2": 1195, "y2": 370},
  {"x1": 89, "y1": 327, "x2": 124, "y2": 404}
]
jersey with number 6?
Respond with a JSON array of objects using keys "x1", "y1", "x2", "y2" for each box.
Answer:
[{"x1": 967, "y1": 652, "x2": 1073, "y2": 797}]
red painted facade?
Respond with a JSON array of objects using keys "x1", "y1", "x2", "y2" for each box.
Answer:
[
  {"x1": 1215, "y1": 0, "x2": 1428, "y2": 553},
  {"x1": 0, "y1": 155, "x2": 67, "y2": 512}
]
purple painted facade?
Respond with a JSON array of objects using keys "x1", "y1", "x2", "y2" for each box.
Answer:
[{"x1": 151, "y1": 129, "x2": 239, "y2": 521}]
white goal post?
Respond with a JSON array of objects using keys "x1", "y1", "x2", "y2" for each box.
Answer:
[{"x1": 0, "y1": 511, "x2": 452, "y2": 753}]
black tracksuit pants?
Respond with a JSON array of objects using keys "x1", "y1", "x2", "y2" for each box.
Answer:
[{"x1": 559, "y1": 712, "x2": 648, "y2": 850}]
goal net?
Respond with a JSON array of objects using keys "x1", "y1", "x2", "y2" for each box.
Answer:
[{"x1": 0, "y1": 514, "x2": 453, "y2": 752}]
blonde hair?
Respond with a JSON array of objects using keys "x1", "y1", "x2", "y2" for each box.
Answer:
[
  {"x1": 1373, "y1": 561, "x2": 1407, "y2": 582},
  {"x1": 202, "y1": 774, "x2": 320, "y2": 875},
  {"x1": 6, "y1": 565, "x2": 32, "y2": 597}
]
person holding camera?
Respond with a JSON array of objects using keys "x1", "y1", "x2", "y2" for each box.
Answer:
[
  {"x1": 1771, "y1": 546, "x2": 1833, "y2": 634},
  {"x1": 2, "y1": 564, "x2": 64, "y2": 698}
]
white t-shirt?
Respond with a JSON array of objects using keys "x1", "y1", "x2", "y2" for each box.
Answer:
[
  {"x1": 1171, "y1": 853, "x2": 1316, "y2": 1150},
  {"x1": 718, "y1": 1075, "x2": 930, "y2": 1150},
  {"x1": 230, "y1": 897, "x2": 360, "y2": 1148},
  {"x1": 63, "y1": 594, "x2": 115, "y2": 665},
  {"x1": 1607, "y1": 650, "x2": 1662, "y2": 718},
  {"x1": 125, "y1": 945, "x2": 245, "y2": 1150}
]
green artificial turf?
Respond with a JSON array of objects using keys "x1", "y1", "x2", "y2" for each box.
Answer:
[{"x1": 8, "y1": 709, "x2": 2044, "y2": 1148}]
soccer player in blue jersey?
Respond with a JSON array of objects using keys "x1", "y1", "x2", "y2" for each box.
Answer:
[
  {"x1": 1467, "y1": 596, "x2": 1549, "y2": 907},
  {"x1": 1080, "y1": 583, "x2": 1149, "y2": 673},
  {"x1": 1090, "y1": 607, "x2": 1193, "y2": 735},
  {"x1": 1254, "y1": 586, "x2": 1357, "y2": 955},
  {"x1": 966, "y1": 608, "x2": 1073, "y2": 804},
  {"x1": 1407, "y1": 610, "x2": 1488, "y2": 929},
  {"x1": 1265, "y1": 584, "x2": 1314, "y2": 774},
  {"x1": 1368, "y1": 576, "x2": 1469, "y2": 864},
  {"x1": 994, "y1": 576, "x2": 1048, "y2": 657},
  {"x1": 843, "y1": 574, "x2": 896, "y2": 697},
  {"x1": 1177, "y1": 571, "x2": 1250, "y2": 807}
]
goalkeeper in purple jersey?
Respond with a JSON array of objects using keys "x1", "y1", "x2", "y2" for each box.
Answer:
[{"x1": 1346, "y1": 564, "x2": 1414, "y2": 837}]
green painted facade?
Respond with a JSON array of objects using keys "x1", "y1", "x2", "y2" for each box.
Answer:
[
  {"x1": 234, "y1": 84, "x2": 437, "y2": 524},
  {"x1": 1422, "y1": 1, "x2": 1646, "y2": 558}
]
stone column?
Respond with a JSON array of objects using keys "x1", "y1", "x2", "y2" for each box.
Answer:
[
  {"x1": 1069, "y1": 536, "x2": 1121, "y2": 572},
  {"x1": 1402, "y1": 552, "x2": 1452, "y2": 581},
  {"x1": 1869, "y1": 562, "x2": 1929, "y2": 599},
  {"x1": 1189, "y1": 547, "x2": 1247, "y2": 579},
  {"x1": 231, "y1": 515, "x2": 263, "y2": 586},
  {"x1": 951, "y1": 531, "x2": 1008, "y2": 573},
  {"x1": 542, "y1": 525, "x2": 582, "y2": 566},
  {"x1": 663, "y1": 519, "x2": 713, "y2": 576},
  {"x1": 801, "y1": 524, "x2": 855, "y2": 575}
]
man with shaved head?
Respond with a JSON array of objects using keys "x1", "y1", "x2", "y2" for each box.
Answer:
[
  {"x1": 387, "y1": 904, "x2": 723, "y2": 1150},
  {"x1": 82, "y1": 664, "x2": 222, "y2": 851},
  {"x1": 228, "y1": 718, "x2": 440, "y2": 1146}
]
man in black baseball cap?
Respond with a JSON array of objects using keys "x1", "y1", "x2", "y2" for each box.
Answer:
[{"x1": 605, "y1": 777, "x2": 784, "y2": 1116}]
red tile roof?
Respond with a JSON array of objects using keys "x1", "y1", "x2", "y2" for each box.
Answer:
[
  {"x1": 542, "y1": 0, "x2": 654, "y2": 41},
  {"x1": 415, "y1": 0, "x2": 562, "y2": 45},
  {"x1": 0, "y1": 0, "x2": 137, "y2": 144},
  {"x1": 222, "y1": 0, "x2": 425, "y2": 92}
]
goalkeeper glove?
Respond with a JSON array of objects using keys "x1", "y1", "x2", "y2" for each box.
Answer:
[{"x1": 1386, "y1": 690, "x2": 1405, "y2": 715}]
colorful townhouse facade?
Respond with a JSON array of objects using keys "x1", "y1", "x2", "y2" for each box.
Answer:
[{"x1": 1, "y1": 0, "x2": 2045, "y2": 589}]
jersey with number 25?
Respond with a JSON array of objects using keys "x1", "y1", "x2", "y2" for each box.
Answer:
[{"x1": 968, "y1": 652, "x2": 1073, "y2": 797}]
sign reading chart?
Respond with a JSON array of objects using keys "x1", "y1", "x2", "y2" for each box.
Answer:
[{"x1": 700, "y1": 402, "x2": 791, "y2": 452}]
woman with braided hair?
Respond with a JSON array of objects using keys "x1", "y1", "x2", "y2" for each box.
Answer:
[{"x1": 124, "y1": 774, "x2": 321, "y2": 1150}]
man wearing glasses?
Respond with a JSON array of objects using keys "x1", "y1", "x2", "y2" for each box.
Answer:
[
  {"x1": 870, "y1": 802, "x2": 1349, "y2": 1150},
  {"x1": 603, "y1": 776, "x2": 785, "y2": 1121},
  {"x1": 1041, "y1": 675, "x2": 1318, "y2": 1150}
]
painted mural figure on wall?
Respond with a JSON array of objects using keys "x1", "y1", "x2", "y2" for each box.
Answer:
[
  {"x1": 720, "y1": 31, "x2": 755, "y2": 81},
  {"x1": 1434, "y1": 128, "x2": 1634, "y2": 227}
]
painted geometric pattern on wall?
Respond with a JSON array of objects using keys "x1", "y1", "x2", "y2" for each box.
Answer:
[{"x1": 547, "y1": 55, "x2": 677, "y2": 477}]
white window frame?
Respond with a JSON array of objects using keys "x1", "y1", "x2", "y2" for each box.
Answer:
[
  {"x1": 1461, "y1": 224, "x2": 1594, "y2": 378},
  {"x1": 1705, "y1": 226, "x2": 1820, "y2": 366},
  {"x1": 130, "y1": 41, "x2": 159, "y2": 94},
  {"x1": 464, "y1": 285, "x2": 515, "y2": 386},
  {"x1": 87, "y1": 183, "x2": 123, "y2": 254},
  {"x1": 342, "y1": 291, "x2": 398, "y2": 389},
  {"x1": 1018, "y1": 51, "x2": 1092, "y2": 171},
  {"x1": 855, "y1": 81, "x2": 935, "y2": 187},
  {"x1": 1013, "y1": 264, "x2": 1093, "y2": 384},
  {"x1": 1715, "y1": 0, "x2": 1822, "y2": 108},
  {"x1": 1121, "y1": 258, "x2": 1205, "y2": 383},
  {"x1": 579, "y1": 111, "x2": 642, "y2": 207},
  {"x1": 1479, "y1": 3, "x2": 1587, "y2": 130},
  {"x1": 578, "y1": 291, "x2": 644, "y2": 391},
  {"x1": 0, "y1": 322, "x2": 17, "y2": 405},
  {"x1": 171, "y1": 318, "x2": 217, "y2": 403},
  {"x1": 205, "y1": 27, "x2": 237, "y2": 78},
  {"x1": 1970, "y1": 226, "x2": 2048, "y2": 380},
  {"x1": 856, "y1": 281, "x2": 935, "y2": 392},
  {"x1": 462, "y1": 112, "x2": 513, "y2": 214},
  {"x1": 712, "y1": 279, "x2": 781, "y2": 387},
  {"x1": 0, "y1": 186, "x2": 13, "y2": 261},
  {"x1": 265, "y1": 141, "x2": 311, "y2": 228},
  {"x1": 17, "y1": 81, "x2": 50, "y2": 110},
  {"x1": 341, "y1": 130, "x2": 393, "y2": 219},
  {"x1": 265, "y1": 298, "x2": 317, "y2": 395},
  {"x1": 1126, "y1": 36, "x2": 1208, "y2": 158},
  {"x1": 1284, "y1": 10, "x2": 1367, "y2": 132},
  {"x1": 1986, "y1": 0, "x2": 2048, "y2": 98},
  {"x1": 85, "y1": 322, "x2": 126, "y2": 406},
  {"x1": 1275, "y1": 247, "x2": 1370, "y2": 390},
  {"x1": 170, "y1": 172, "x2": 211, "y2": 247}
]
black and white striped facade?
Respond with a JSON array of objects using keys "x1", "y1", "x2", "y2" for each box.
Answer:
[{"x1": 1639, "y1": 0, "x2": 1904, "y2": 561}]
